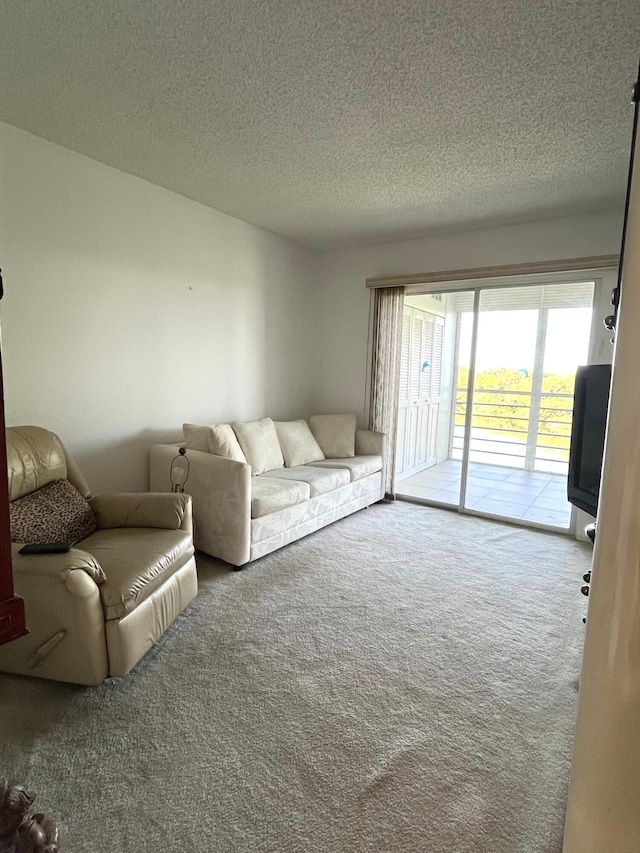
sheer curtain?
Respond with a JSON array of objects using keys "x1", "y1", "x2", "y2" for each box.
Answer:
[{"x1": 369, "y1": 286, "x2": 405, "y2": 498}]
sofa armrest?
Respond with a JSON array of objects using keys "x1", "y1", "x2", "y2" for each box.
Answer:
[
  {"x1": 150, "y1": 444, "x2": 251, "y2": 565},
  {"x1": 355, "y1": 429, "x2": 386, "y2": 458},
  {"x1": 89, "y1": 492, "x2": 192, "y2": 533}
]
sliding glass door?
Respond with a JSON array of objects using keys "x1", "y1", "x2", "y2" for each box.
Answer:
[{"x1": 395, "y1": 281, "x2": 594, "y2": 531}]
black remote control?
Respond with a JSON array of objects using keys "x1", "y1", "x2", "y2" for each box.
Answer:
[{"x1": 19, "y1": 542, "x2": 72, "y2": 555}]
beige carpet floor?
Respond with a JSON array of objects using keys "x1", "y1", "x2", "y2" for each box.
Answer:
[{"x1": 0, "y1": 502, "x2": 591, "y2": 852}]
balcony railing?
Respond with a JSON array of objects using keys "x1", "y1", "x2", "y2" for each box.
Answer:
[{"x1": 452, "y1": 387, "x2": 573, "y2": 473}]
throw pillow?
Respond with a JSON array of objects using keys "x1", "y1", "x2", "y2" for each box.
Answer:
[
  {"x1": 182, "y1": 423, "x2": 213, "y2": 453},
  {"x1": 208, "y1": 424, "x2": 247, "y2": 463},
  {"x1": 182, "y1": 423, "x2": 247, "y2": 463},
  {"x1": 309, "y1": 414, "x2": 357, "y2": 458},
  {"x1": 10, "y1": 479, "x2": 98, "y2": 544},
  {"x1": 274, "y1": 420, "x2": 325, "y2": 467},
  {"x1": 231, "y1": 418, "x2": 284, "y2": 475}
]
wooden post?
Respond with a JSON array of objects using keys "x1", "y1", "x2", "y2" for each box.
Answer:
[{"x1": 0, "y1": 273, "x2": 27, "y2": 646}]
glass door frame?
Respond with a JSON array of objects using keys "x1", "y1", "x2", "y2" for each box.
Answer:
[{"x1": 456, "y1": 289, "x2": 480, "y2": 514}]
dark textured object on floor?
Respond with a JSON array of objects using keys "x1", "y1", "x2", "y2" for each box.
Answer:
[{"x1": 0, "y1": 782, "x2": 59, "y2": 853}]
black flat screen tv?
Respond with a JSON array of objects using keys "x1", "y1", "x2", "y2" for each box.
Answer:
[{"x1": 567, "y1": 363, "x2": 612, "y2": 517}]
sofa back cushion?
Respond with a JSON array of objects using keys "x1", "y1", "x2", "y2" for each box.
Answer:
[
  {"x1": 182, "y1": 423, "x2": 212, "y2": 453},
  {"x1": 182, "y1": 423, "x2": 247, "y2": 463},
  {"x1": 309, "y1": 414, "x2": 357, "y2": 458},
  {"x1": 208, "y1": 424, "x2": 247, "y2": 463},
  {"x1": 232, "y1": 418, "x2": 284, "y2": 475},
  {"x1": 274, "y1": 420, "x2": 325, "y2": 467}
]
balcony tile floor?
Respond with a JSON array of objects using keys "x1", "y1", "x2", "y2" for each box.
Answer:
[{"x1": 396, "y1": 459, "x2": 571, "y2": 528}]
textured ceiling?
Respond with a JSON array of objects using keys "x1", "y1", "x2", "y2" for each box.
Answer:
[{"x1": 1, "y1": 1, "x2": 639, "y2": 250}]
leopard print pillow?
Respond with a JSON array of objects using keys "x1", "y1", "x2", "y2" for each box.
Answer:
[{"x1": 10, "y1": 479, "x2": 98, "y2": 544}]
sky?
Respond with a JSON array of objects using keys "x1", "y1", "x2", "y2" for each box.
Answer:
[{"x1": 458, "y1": 307, "x2": 592, "y2": 375}]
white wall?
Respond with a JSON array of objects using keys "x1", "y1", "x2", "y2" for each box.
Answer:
[
  {"x1": 0, "y1": 120, "x2": 626, "y2": 499},
  {"x1": 313, "y1": 211, "x2": 625, "y2": 421},
  {"x1": 0, "y1": 122, "x2": 318, "y2": 492}
]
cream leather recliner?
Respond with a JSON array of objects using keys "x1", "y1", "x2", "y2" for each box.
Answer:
[{"x1": 0, "y1": 426, "x2": 198, "y2": 686}]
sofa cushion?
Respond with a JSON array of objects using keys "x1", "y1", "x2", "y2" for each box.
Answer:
[
  {"x1": 182, "y1": 423, "x2": 247, "y2": 463},
  {"x1": 81, "y1": 527, "x2": 195, "y2": 620},
  {"x1": 309, "y1": 414, "x2": 357, "y2": 458},
  {"x1": 208, "y1": 424, "x2": 247, "y2": 463},
  {"x1": 308, "y1": 455, "x2": 382, "y2": 482},
  {"x1": 182, "y1": 423, "x2": 213, "y2": 453},
  {"x1": 250, "y1": 477, "x2": 310, "y2": 518},
  {"x1": 232, "y1": 418, "x2": 284, "y2": 475},
  {"x1": 260, "y1": 465, "x2": 350, "y2": 497},
  {"x1": 10, "y1": 478, "x2": 98, "y2": 544},
  {"x1": 274, "y1": 420, "x2": 325, "y2": 467}
]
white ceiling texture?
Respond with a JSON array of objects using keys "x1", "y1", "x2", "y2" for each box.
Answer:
[{"x1": 1, "y1": 1, "x2": 639, "y2": 250}]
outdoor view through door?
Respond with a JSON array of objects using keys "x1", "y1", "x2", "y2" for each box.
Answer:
[{"x1": 395, "y1": 281, "x2": 595, "y2": 530}]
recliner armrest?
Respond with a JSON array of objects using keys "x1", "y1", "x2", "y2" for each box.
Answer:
[
  {"x1": 6, "y1": 543, "x2": 109, "y2": 685},
  {"x1": 12, "y1": 543, "x2": 106, "y2": 585},
  {"x1": 89, "y1": 492, "x2": 192, "y2": 532}
]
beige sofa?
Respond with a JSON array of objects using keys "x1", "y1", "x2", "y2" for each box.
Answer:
[
  {"x1": 0, "y1": 426, "x2": 197, "y2": 685},
  {"x1": 149, "y1": 414, "x2": 385, "y2": 567}
]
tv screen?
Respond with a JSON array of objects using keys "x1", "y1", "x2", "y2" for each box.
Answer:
[{"x1": 567, "y1": 363, "x2": 612, "y2": 517}]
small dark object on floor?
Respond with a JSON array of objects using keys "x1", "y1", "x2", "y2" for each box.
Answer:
[{"x1": 0, "y1": 781, "x2": 59, "y2": 853}]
